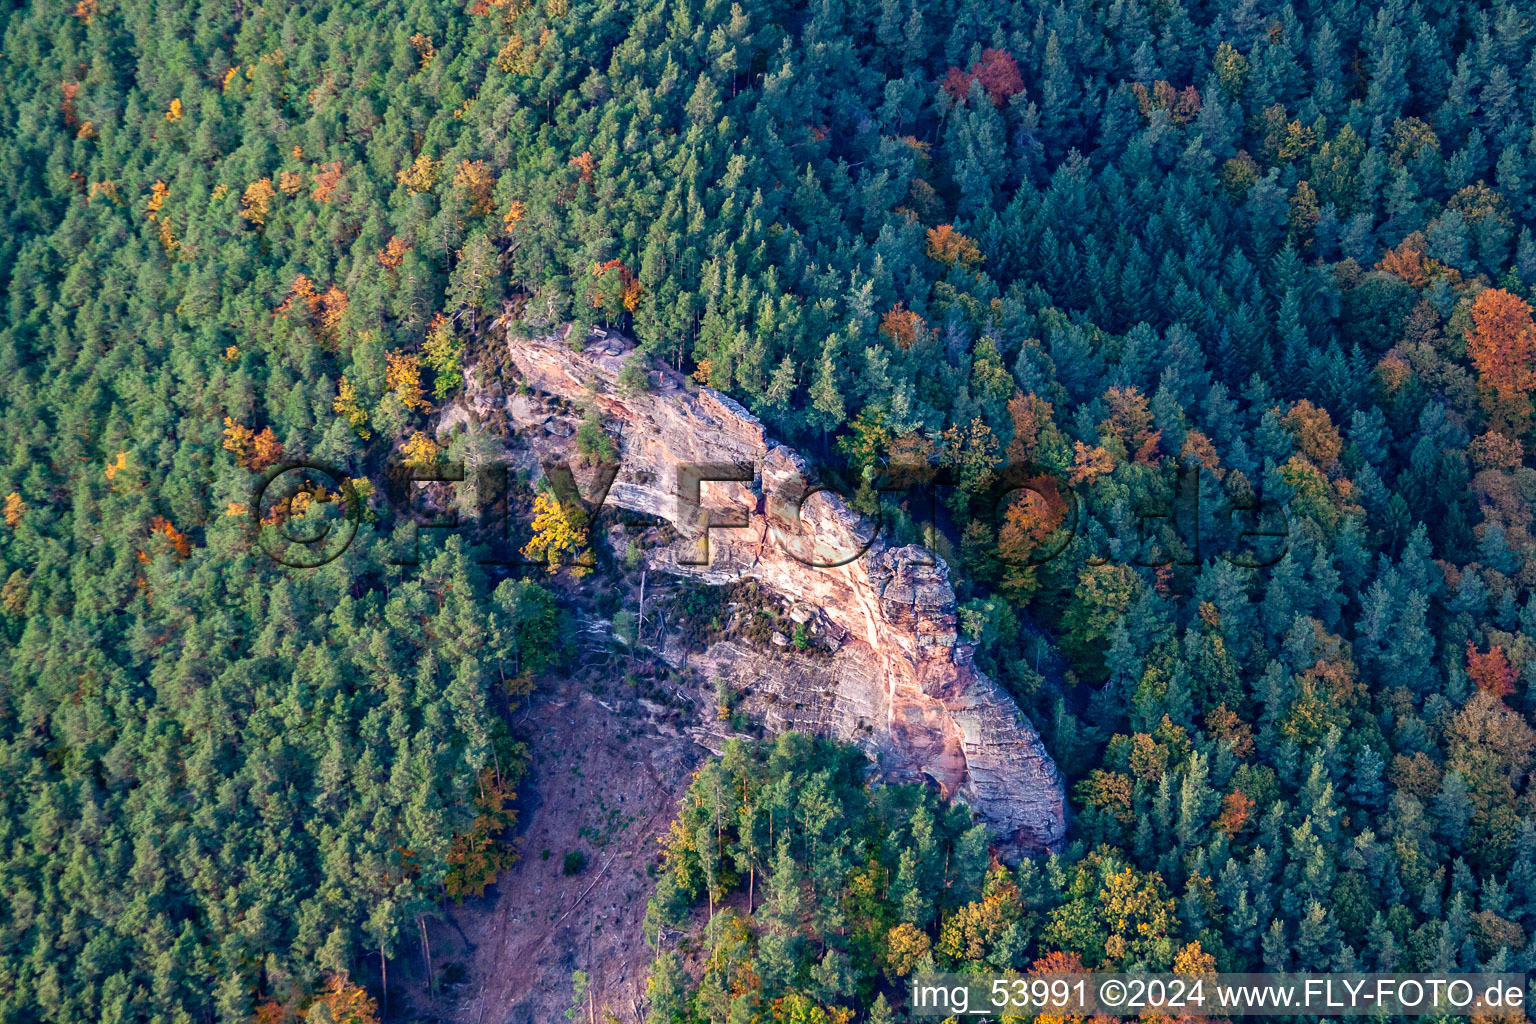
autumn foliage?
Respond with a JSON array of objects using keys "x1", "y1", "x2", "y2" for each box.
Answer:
[
  {"x1": 104, "y1": 451, "x2": 128, "y2": 482},
  {"x1": 1098, "y1": 386, "x2": 1160, "y2": 464},
  {"x1": 148, "y1": 516, "x2": 191, "y2": 559},
  {"x1": 275, "y1": 273, "x2": 347, "y2": 343},
  {"x1": 1069, "y1": 441, "x2": 1116, "y2": 484},
  {"x1": 1467, "y1": 642, "x2": 1516, "y2": 698},
  {"x1": 878, "y1": 303, "x2": 927, "y2": 348},
  {"x1": 310, "y1": 161, "x2": 343, "y2": 203},
  {"x1": 402, "y1": 430, "x2": 440, "y2": 470},
  {"x1": 4, "y1": 492, "x2": 25, "y2": 529},
  {"x1": 884, "y1": 922, "x2": 931, "y2": 978},
  {"x1": 1132, "y1": 80, "x2": 1203, "y2": 124},
  {"x1": 60, "y1": 80, "x2": 80, "y2": 128},
  {"x1": 1376, "y1": 231, "x2": 1462, "y2": 288},
  {"x1": 333, "y1": 376, "x2": 370, "y2": 438},
  {"x1": 1215, "y1": 789, "x2": 1254, "y2": 836},
  {"x1": 308, "y1": 975, "x2": 380, "y2": 1024},
  {"x1": 239, "y1": 177, "x2": 276, "y2": 225},
  {"x1": 1469, "y1": 430, "x2": 1525, "y2": 470},
  {"x1": 1466, "y1": 288, "x2": 1536, "y2": 433},
  {"x1": 503, "y1": 199, "x2": 526, "y2": 232},
  {"x1": 936, "y1": 873, "x2": 1022, "y2": 962},
  {"x1": 444, "y1": 762, "x2": 523, "y2": 901},
  {"x1": 998, "y1": 476, "x2": 1068, "y2": 563},
  {"x1": 495, "y1": 29, "x2": 553, "y2": 74},
  {"x1": 385, "y1": 350, "x2": 432, "y2": 411},
  {"x1": 590, "y1": 258, "x2": 642, "y2": 316},
  {"x1": 1179, "y1": 429, "x2": 1220, "y2": 471},
  {"x1": 145, "y1": 179, "x2": 168, "y2": 219},
  {"x1": 522, "y1": 492, "x2": 589, "y2": 575},
  {"x1": 396, "y1": 151, "x2": 440, "y2": 193},
  {"x1": 1005, "y1": 391, "x2": 1055, "y2": 465},
  {"x1": 925, "y1": 224, "x2": 983, "y2": 267},
  {"x1": 1025, "y1": 951, "x2": 1093, "y2": 1024},
  {"x1": 1279, "y1": 399, "x2": 1343, "y2": 465},
  {"x1": 942, "y1": 48, "x2": 1024, "y2": 107},
  {"x1": 18, "y1": 0, "x2": 1536, "y2": 1015},
  {"x1": 376, "y1": 235, "x2": 410, "y2": 269},
  {"x1": 453, "y1": 158, "x2": 496, "y2": 214},
  {"x1": 222, "y1": 417, "x2": 284, "y2": 471}
]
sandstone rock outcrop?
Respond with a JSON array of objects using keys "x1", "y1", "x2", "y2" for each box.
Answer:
[{"x1": 495, "y1": 326, "x2": 1066, "y2": 854}]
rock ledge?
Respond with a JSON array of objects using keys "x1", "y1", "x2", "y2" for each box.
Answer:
[{"x1": 500, "y1": 328, "x2": 1065, "y2": 854}]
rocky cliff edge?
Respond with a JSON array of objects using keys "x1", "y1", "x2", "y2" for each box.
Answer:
[{"x1": 495, "y1": 327, "x2": 1066, "y2": 854}]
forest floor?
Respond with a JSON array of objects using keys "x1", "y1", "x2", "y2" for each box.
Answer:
[{"x1": 397, "y1": 666, "x2": 703, "y2": 1024}]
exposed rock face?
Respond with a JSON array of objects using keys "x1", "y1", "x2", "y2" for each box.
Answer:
[{"x1": 498, "y1": 327, "x2": 1066, "y2": 854}]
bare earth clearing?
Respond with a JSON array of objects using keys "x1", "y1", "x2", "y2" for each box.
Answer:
[{"x1": 400, "y1": 673, "x2": 702, "y2": 1024}]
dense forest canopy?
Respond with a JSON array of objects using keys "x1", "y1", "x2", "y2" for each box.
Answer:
[{"x1": 6, "y1": 0, "x2": 1536, "y2": 1019}]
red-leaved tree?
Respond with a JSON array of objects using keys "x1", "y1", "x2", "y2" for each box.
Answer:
[{"x1": 943, "y1": 48, "x2": 1023, "y2": 107}]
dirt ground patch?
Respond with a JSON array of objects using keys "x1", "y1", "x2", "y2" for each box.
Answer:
[{"x1": 398, "y1": 674, "x2": 702, "y2": 1024}]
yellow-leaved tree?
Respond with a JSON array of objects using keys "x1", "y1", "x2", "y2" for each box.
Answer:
[
  {"x1": 239, "y1": 178, "x2": 276, "y2": 225},
  {"x1": 306, "y1": 975, "x2": 379, "y2": 1024},
  {"x1": 402, "y1": 431, "x2": 439, "y2": 470},
  {"x1": 453, "y1": 159, "x2": 496, "y2": 215},
  {"x1": 332, "y1": 376, "x2": 370, "y2": 438},
  {"x1": 385, "y1": 350, "x2": 432, "y2": 411},
  {"x1": 396, "y1": 152, "x2": 440, "y2": 194},
  {"x1": 521, "y1": 492, "x2": 589, "y2": 575}
]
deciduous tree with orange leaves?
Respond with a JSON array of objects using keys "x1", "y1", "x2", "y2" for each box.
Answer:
[
  {"x1": 1098, "y1": 385, "x2": 1160, "y2": 464},
  {"x1": 878, "y1": 303, "x2": 926, "y2": 348},
  {"x1": 444, "y1": 761, "x2": 524, "y2": 900},
  {"x1": 925, "y1": 224, "x2": 982, "y2": 267},
  {"x1": 274, "y1": 273, "x2": 318, "y2": 317},
  {"x1": 1214, "y1": 789, "x2": 1254, "y2": 837},
  {"x1": 995, "y1": 474, "x2": 1069, "y2": 598},
  {"x1": 1280, "y1": 399, "x2": 1343, "y2": 465},
  {"x1": 275, "y1": 274, "x2": 346, "y2": 344},
  {"x1": 3, "y1": 492, "x2": 25, "y2": 529},
  {"x1": 589, "y1": 259, "x2": 641, "y2": 320},
  {"x1": 377, "y1": 235, "x2": 409, "y2": 269},
  {"x1": 309, "y1": 975, "x2": 380, "y2": 1024},
  {"x1": 1469, "y1": 430, "x2": 1524, "y2": 470},
  {"x1": 998, "y1": 476, "x2": 1068, "y2": 565},
  {"x1": 1069, "y1": 441, "x2": 1115, "y2": 484},
  {"x1": 1005, "y1": 391, "x2": 1055, "y2": 466},
  {"x1": 1467, "y1": 288, "x2": 1536, "y2": 434},
  {"x1": 1467, "y1": 641, "x2": 1516, "y2": 697},
  {"x1": 1025, "y1": 951, "x2": 1092, "y2": 1024},
  {"x1": 223, "y1": 418, "x2": 285, "y2": 471},
  {"x1": 310, "y1": 161, "x2": 343, "y2": 202},
  {"x1": 148, "y1": 516, "x2": 191, "y2": 558}
]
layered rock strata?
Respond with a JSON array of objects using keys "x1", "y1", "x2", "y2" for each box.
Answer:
[{"x1": 497, "y1": 327, "x2": 1066, "y2": 853}]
